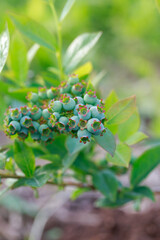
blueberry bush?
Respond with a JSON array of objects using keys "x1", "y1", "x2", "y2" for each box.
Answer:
[{"x1": 0, "y1": 0, "x2": 160, "y2": 209}]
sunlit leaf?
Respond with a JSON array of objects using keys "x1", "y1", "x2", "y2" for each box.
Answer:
[
  {"x1": 27, "y1": 43, "x2": 40, "y2": 63},
  {"x1": 107, "y1": 143, "x2": 131, "y2": 167},
  {"x1": 64, "y1": 32, "x2": 102, "y2": 73},
  {"x1": 9, "y1": 13, "x2": 56, "y2": 51},
  {"x1": 0, "y1": 26, "x2": 9, "y2": 73},
  {"x1": 105, "y1": 90, "x2": 119, "y2": 112},
  {"x1": 10, "y1": 33, "x2": 28, "y2": 84},
  {"x1": 126, "y1": 132, "x2": 148, "y2": 145},
  {"x1": 74, "y1": 62, "x2": 93, "y2": 77},
  {"x1": 106, "y1": 96, "x2": 136, "y2": 125},
  {"x1": 60, "y1": 0, "x2": 76, "y2": 22},
  {"x1": 118, "y1": 109, "x2": 140, "y2": 142}
]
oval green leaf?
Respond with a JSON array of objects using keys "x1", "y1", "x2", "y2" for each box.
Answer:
[
  {"x1": 130, "y1": 145, "x2": 160, "y2": 186},
  {"x1": 9, "y1": 13, "x2": 56, "y2": 51},
  {"x1": 94, "y1": 128, "x2": 116, "y2": 156},
  {"x1": 14, "y1": 140, "x2": 35, "y2": 177}
]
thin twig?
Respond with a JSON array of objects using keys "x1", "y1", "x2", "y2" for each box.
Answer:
[{"x1": 0, "y1": 171, "x2": 94, "y2": 189}]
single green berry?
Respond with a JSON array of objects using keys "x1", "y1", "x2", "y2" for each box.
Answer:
[
  {"x1": 59, "y1": 116, "x2": 69, "y2": 126},
  {"x1": 18, "y1": 128, "x2": 28, "y2": 139},
  {"x1": 41, "y1": 132, "x2": 53, "y2": 142},
  {"x1": 47, "y1": 87, "x2": 59, "y2": 99},
  {"x1": 74, "y1": 96, "x2": 84, "y2": 105},
  {"x1": 78, "y1": 118, "x2": 87, "y2": 130},
  {"x1": 68, "y1": 74, "x2": 79, "y2": 85},
  {"x1": 27, "y1": 92, "x2": 39, "y2": 103},
  {"x1": 56, "y1": 116, "x2": 69, "y2": 132},
  {"x1": 20, "y1": 106, "x2": 30, "y2": 116},
  {"x1": 90, "y1": 105, "x2": 105, "y2": 120},
  {"x1": 73, "y1": 104, "x2": 83, "y2": 115},
  {"x1": 39, "y1": 124, "x2": 51, "y2": 136},
  {"x1": 84, "y1": 90, "x2": 97, "y2": 105},
  {"x1": 38, "y1": 87, "x2": 47, "y2": 100},
  {"x1": 20, "y1": 116, "x2": 33, "y2": 128},
  {"x1": 42, "y1": 109, "x2": 51, "y2": 120},
  {"x1": 8, "y1": 121, "x2": 21, "y2": 135},
  {"x1": 31, "y1": 132, "x2": 41, "y2": 141},
  {"x1": 10, "y1": 108, "x2": 22, "y2": 121},
  {"x1": 28, "y1": 121, "x2": 40, "y2": 133},
  {"x1": 60, "y1": 82, "x2": 71, "y2": 94},
  {"x1": 71, "y1": 83, "x2": 84, "y2": 96},
  {"x1": 61, "y1": 96, "x2": 76, "y2": 111},
  {"x1": 50, "y1": 100, "x2": 62, "y2": 113},
  {"x1": 30, "y1": 106, "x2": 42, "y2": 120},
  {"x1": 77, "y1": 129, "x2": 91, "y2": 144},
  {"x1": 78, "y1": 105, "x2": 91, "y2": 120},
  {"x1": 87, "y1": 118, "x2": 102, "y2": 135},
  {"x1": 68, "y1": 116, "x2": 80, "y2": 130}
]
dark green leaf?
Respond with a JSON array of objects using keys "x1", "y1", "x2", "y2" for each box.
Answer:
[
  {"x1": 14, "y1": 140, "x2": 35, "y2": 177},
  {"x1": 130, "y1": 145, "x2": 160, "y2": 186},
  {"x1": 92, "y1": 170, "x2": 118, "y2": 201},
  {"x1": 133, "y1": 186, "x2": 155, "y2": 201},
  {"x1": 94, "y1": 129, "x2": 116, "y2": 156},
  {"x1": 9, "y1": 13, "x2": 56, "y2": 51}
]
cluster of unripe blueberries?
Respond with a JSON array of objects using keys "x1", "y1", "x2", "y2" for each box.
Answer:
[{"x1": 4, "y1": 75, "x2": 107, "y2": 144}]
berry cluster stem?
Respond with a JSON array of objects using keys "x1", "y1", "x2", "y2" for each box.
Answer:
[{"x1": 49, "y1": 0, "x2": 64, "y2": 80}]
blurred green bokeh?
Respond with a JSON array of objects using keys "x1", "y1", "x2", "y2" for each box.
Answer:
[{"x1": 1, "y1": 0, "x2": 160, "y2": 136}]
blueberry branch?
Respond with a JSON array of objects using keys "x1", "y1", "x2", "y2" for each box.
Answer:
[{"x1": 0, "y1": 170, "x2": 94, "y2": 189}]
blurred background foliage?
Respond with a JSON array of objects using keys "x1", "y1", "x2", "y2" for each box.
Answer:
[{"x1": 0, "y1": 0, "x2": 160, "y2": 136}]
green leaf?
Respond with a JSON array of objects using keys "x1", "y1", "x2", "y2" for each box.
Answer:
[
  {"x1": 60, "y1": 0, "x2": 76, "y2": 22},
  {"x1": 94, "y1": 128, "x2": 116, "y2": 156},
  {"x1": 9, "y1": 13, "x2": 56, "y2": 51},
  {"x1": 107, "y1": 143, "x2": 131, "y2": 167},
  {"x1": 64, "y1": 32, "x2": 102, "y2": 73},
  {"x1": 105, "y1": 90, "x2": 119, "y2": 112},
  {"x1": 71, "y1": 188, "x2": 90, "y2": 200},
  {"x1": 74, "y1": 62, "x2": 93, "y2": 77},
  {"x1": 14, "y1": 140, "x2": 35, "y2": 177},
  {"x1": 92, "y1": 170, "x2": 118, "y2": 201},
  {"x1": 133, "y1": 186, "x2": 155, "y2": 201},
  {"x1": 118, "y1": 109, "x2": 140, "y2": 142},
  {"x1": 13, "y1": 173, "x2": 49, "y2": 188},
  {"x1": 27, "y1": 43, "x2": 40, "y2": 63},
  {"x1": 106, "y1": 96, "x2": 136, "y2": 125},
  {"x1": 0, "y1": 153, "x2": 6, "y2": 169},
  {"x1": 0, "y1": 95, "x2": 7, "y2": 129},
  {"x1": 10, "y1": 33, "x2": 28, "y2": 83},
  {"x1": 0, "y1": 26, "x2": 9, "y2": 73},
  {"x1": 126, "y1": 132, "x2": 148, "y2": 145},
  {"x1": 86, "y1": 80, "x2": 95, "y2": 92},
  {"x1": 130, "y1": 145, "x2": 160, "y2": 186},
  {"x1": 66, "y1": 135, "x2": 89, "y2": 155},
  {"x1": 62, "y1": 153, "x2": 78, "y2": 171}
]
